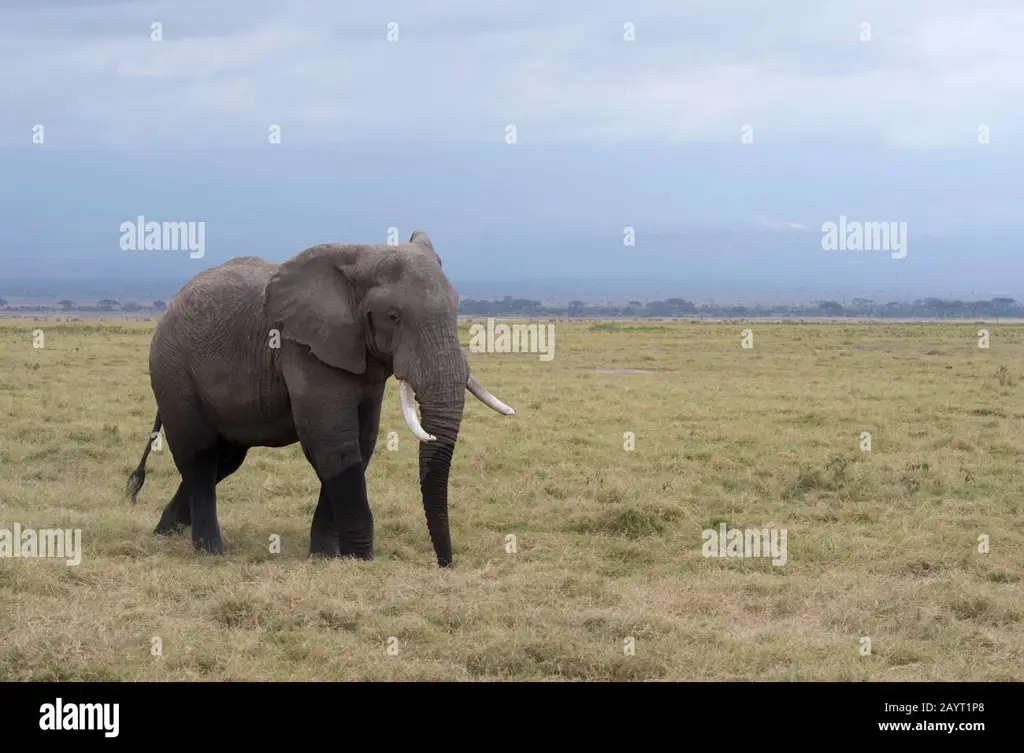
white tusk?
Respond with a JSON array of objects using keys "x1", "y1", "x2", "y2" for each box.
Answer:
[
  {"x1": 466, "y1": 375, "x2": 516, "y2": 415},
  {"x1": 398, "y1": 380, "x2": 436, "y2": 442}
]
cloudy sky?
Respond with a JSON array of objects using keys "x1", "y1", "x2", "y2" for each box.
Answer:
[
  {"x1": 1, "y1": 1, "x2": 1022, "y2": 299},
  {"x1": 2, "y1": 0, "x2": 1023, "y2": 149}
]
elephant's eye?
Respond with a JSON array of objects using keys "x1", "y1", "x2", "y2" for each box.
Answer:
[{"x1": 388, "y1": 312, "x2": 400, "y2": 324}]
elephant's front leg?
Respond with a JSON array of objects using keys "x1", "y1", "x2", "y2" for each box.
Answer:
[
  {"x1": 307, "y1": 449, "x2": 373, "y2": 560},
  {"x1": 286, "y1": 354, "x2": 374, "y2": 561},
  {"x1": 324, "y1": 460, "x2": 373, "y2": 560},
  {"x1": 327, "y1": 385, "x2": 384, "y2": 558},
  {"x1": 309, "y1": 487, "x2": 340, "y2": 558},
  {"x1": 358, "y1": 383, "x2": 385, "y2": 471}
]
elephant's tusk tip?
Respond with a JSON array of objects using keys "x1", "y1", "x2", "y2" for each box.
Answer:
[
  {"x1": 399, "y1": 379, "x2": 436, "y2": 442},
  {"x1": 466, "y1": 375, "x2": 516, "y2": 416}
]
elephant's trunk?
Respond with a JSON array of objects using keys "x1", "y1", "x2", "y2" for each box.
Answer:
[
  {"x1": 417, "y1": 395, "x2": 463, "y2": 567},
  {"x1": 401, "y1": 339, "x2": 468, "y2": 567},
  {"x1": 399, "y1": 320, "x2": 515, "y2": 568}
]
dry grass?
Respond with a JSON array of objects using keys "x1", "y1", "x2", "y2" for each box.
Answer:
[{"x1": 0, "y1": 318, "x2": 1022, "y2": 681}]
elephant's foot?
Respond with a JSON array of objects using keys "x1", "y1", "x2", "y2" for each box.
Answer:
[
  {"x1": 191, "y1": 526, "x2": 224, "y2": 555},
  {"x1": 309, "y1": 528, "x2": 341, "y2": 558},
  {"x1": 309, "y1": 491, "x2": 341, "y2": 557},
  {"x1": 187, "y1": 456, "x2": 224, "y2": 555},
  {"x1": 192, "y1": 537, "x2": 224, "y2": 555},
  {"x1": 154, "y1": 520, "x2": 188, "y2": 537},
  {"x1": 309, "y1": 530, "x2": 373, "y2": 561},
  {"x1": 337, "y1": 542, "x2": 374, "y2": 562},
  {"x1": 309, "y1": 468, "x2": 374, "y2": 560},
  {"x1": 154, "y1": 484, "x2": 191, "y2": 536},
  {"x1": 154, "y1": 509, "x2": 190, "y2": 537},
  {"x1": 323, "y1": 463, "x2": 374, "y2": 561}
]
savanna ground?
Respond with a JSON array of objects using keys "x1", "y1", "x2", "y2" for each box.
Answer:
[{"x1": 0, "y1": 318, "x2": 1022, "y2": 681}]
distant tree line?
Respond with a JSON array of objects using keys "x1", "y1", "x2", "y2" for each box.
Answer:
[
  {"x1": 0, "y1": 299, "x2": 167, "y2": 313},
  {"x1": 1, "y1": 296, "x2": 1023, "y2": 319},
  {"x1": 457, "y1": 296, "x2": 1024, "y2": 319}
]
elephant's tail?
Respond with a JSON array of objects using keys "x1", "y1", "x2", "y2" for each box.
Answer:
[{"x1": 126, "y1": 412, "x2": 162, "y2": 505}]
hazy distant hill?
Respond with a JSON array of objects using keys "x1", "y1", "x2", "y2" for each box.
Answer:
[{"x1": 1, "y1": 143, "x2": 1022, "y2": 303}]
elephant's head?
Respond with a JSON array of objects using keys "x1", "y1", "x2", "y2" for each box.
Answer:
[{"x1": 264, "y1": 230, "x2": 514, "y2": 566}]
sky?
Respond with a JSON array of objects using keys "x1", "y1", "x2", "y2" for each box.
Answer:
[
  {"x1": 1, "y1": 0, "x2": 1023, "y2": 299},
  {"x1": 2, "y1": 0, "x2": 1024, "y2": 148}
]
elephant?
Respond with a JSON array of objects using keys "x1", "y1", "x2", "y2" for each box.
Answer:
[{"x1": 125, "y1": 230, "x2": 515, "y2": 567}]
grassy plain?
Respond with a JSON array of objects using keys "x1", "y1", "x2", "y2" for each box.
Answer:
[{"x1": 0, "y1": 318, "x2": 1022, "y2": 681}]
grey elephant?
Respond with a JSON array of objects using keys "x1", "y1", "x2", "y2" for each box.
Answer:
[{"x1": 125, "y1": 230, "x2": 514, "y2": 567}]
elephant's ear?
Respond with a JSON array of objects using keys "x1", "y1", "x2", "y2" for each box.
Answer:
[
  {"x1": 265, "y1": 245, "x2": 366, "y2": 374},
  {"x1": 409, "y1": 230, "x2": 441, "y2": 267},
  {"x1": 409, "y1": 230, "x2": 432, "y2": 247}
]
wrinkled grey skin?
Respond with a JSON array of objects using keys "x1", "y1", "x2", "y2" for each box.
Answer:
[{"x1": 126, "y1": 230, "x2": 504, "y2": 567}]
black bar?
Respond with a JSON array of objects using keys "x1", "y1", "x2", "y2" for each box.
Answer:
[{"x1": 0, "y1": 682, "x2": 1011, "y2": 744}]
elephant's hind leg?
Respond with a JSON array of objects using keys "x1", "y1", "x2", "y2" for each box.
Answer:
[
  {"x1": 153, "y1": 442, "x2": 248, "y2": 538},
  {"x1": 154, "y1": 482, "x2": 190, "y2": 536},
  {"x1": 183, "y1": 446, "x2": 223, "y2": 554},
  {"x1": 216, "y1": 442, "x2": 249, "y2": 483}
]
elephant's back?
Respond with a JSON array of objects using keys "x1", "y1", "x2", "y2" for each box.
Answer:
[
  {"x1": 151, "y1": 258, "x2": 278, "y2": 368},
  {"x1": 164, "y1": 258, "x2": 277, "y2": 316},
  {"x1": 149, "y1": 257, "x2": 285, "y2": 425}
]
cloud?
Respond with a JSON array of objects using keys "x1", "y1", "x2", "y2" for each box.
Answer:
[{"x1": 1, "y1": 0, "x2": 1022, "y2": 148}]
